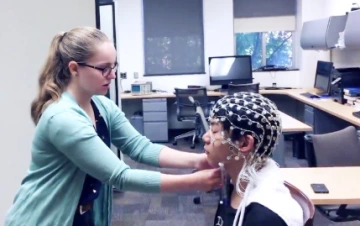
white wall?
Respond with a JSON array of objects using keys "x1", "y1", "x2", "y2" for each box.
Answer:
[
  {"x1": 0, "y1": 0, "x2": 95, "y2": 222},
  {"x1": 115, "y1": 0, "x2": 304, "y2": 92},
  {"x1": 296, "y1": 0, "x2": 331, "y2": 87}
]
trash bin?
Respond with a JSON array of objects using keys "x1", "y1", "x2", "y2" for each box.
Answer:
[{"x1": 130, "y1": 111, "x2": 144, "y2": 135}]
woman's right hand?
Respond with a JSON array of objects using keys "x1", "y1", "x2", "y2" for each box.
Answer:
[
  {"x1": 191, "y1": 168, "x2": 221, "y2": 192},
  {"x1": 160, "y1": 168, "x2": 221, "y2": 193}
]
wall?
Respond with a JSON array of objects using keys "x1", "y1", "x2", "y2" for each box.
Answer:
[
  {"x1": 296, "y1": 0, "x2": 331, "y2": 88},
  {"x1": 115, "y1": 0, "x2": 303, "y2": 92},
  {"x1": 327, "y1": 0, "x2": 360, "y2": 68},
  {"x1": 0, "y1": 0, "x2": 95, "y2": 222}
]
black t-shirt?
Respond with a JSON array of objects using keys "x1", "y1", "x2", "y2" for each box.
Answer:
[{"x1": 214, "y1": 184, "x2": 288, "y2": 226}]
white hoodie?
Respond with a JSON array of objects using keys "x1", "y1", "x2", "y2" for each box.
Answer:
[{"x1": 234, "y1": 159, "x2": 305, "y2": 226}]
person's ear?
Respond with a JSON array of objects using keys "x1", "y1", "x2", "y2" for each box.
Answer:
[
  {"x1": 238, "y1": 135, "x2": 254, "y2": 154},
  {"x1": 68, "y1": 61, "x2": 79, "y2": 76}
]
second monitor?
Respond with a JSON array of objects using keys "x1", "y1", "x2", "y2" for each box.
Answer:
[
  {"x1": 314, "y1": 60, "x2": 334, "y2": 95},
  {"x1": 209, "y1": 55, "x2": 253, "y2": 90}
]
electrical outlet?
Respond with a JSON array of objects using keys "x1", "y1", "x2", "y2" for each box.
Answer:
[
  {"x1": 134, "y1": 72, "x2": 139, "y2": 79},
  {"x1": 272, "y1": 82, "x2": 277, "y2": 87},
  {"x1": 120, "y1": 72, "x2": 127, "y2": 79}
]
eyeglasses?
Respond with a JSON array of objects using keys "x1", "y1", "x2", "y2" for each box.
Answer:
[{"x1": 77, "y1": 62, "x2": 118, "y2": 77}]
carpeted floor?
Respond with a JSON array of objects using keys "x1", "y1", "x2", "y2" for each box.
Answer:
[{"x1": 111, "y1": 139, "x2": 360, "y2": 226}]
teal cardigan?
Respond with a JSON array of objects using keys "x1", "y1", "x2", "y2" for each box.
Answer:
[{"x1": 5, "y1": 92, "x2": 164, "y2": 226}]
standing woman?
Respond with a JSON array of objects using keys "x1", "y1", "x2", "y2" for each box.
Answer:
[{"x1": 4, "y1": 27, "x2": 220, "y2": 226}]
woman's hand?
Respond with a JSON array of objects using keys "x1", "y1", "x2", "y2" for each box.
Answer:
[
  {"x1": 192, "y1": 168, "x2": 221, "y2": 192},
  {"x1": 194, "y1": 153, "x2": 214, "y2": 170},
  {"x1": 160, "y1": 167, "x2": 221, "y2": 193}
]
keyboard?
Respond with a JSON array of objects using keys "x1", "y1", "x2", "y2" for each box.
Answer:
[
  {"x1": 262, "y1": 87, "x2": 293, "y2": 90},
  {"x1": 353, "y1": 111, "x2": 360, "y2": 119},
  {"x1": 300, "y1": 92, "x2": 321, "y2": 99}
]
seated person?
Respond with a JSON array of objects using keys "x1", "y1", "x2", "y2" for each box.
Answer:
[{"x1": 203, "y1": 92, "x2": 304, "y2": 226}]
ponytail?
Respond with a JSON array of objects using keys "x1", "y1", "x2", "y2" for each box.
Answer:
[
  {"x1": 30, "y1": 27, "x2": 110, "y2": 124},
  {"x1": 30, "y1": 32, "x2": 69, "y2": 124}
]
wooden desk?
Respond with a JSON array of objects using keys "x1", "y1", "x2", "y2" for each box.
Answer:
[
  {"x1": 273, "y1": 112, "x2": 312, "y2": 166},
  {"x1": 284, "y1": 89, "x2": 360, "y2": 127},
  {"x1": 120, "y1": 89, "x2": 299, "y2": 99},
  {"x1": 120, "y1": 90, "x2": 222, "y2": 99},
  {"x1": 120, "y1": 87, "x2": 360, "y2": 131},
  {"x1": 120, "y1": 92, "x2": 311, "y2": 131},
  {"x1": 280, "y1": 111, "x2": 312, "y2": 133},
  {"x1": 282, "y1": 167, "x2": 360, "y2": 205}
]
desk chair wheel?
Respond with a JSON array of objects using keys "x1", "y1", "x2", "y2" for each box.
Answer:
[
  {"x1": 190, "y1": 144, "x2": 195, "y2": 149},
  {"x1": 193, "y1": 190, "x2": 216, "y2": 205},
  {"x1": 193, "y1": 196, "x2": 201, "y2": 205},
  {"x1": 172, "y1": 140, "x2": 177, "y2": 146}
]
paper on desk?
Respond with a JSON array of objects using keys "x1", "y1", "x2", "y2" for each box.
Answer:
[{"x1": 354, "y1": 102, "x2": 360, "y2": 111}]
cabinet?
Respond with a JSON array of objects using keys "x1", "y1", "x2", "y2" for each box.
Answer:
[
  {"x1": 344, "y1": 9, "x2": 360, "y2": 49},
  {"x1": 300, "y1": 15, "x2": 347, "y2": 50},
  {"x1": 304, "y1": 104, "x2": 314, "y2": 128},
  {"x1": 142, "y1": 98, "x2": 168, "y2": 142}
]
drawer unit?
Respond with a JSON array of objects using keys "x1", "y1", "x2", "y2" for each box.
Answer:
[
  {"x1": 142, "y1": 98, "x2": 168, "y2": 142},
  {"x1": 304, "y1": 104, "x2": 314, "y2": 127},
  {"x1": 143, "y1": 122, "x2": 168, "y2": 142},
  {"x1": 143, "y1": 98, "x2": 167, "y2": 112},
  {"x1": 143, "y1": 111, "x2": 167, "y2": 122}
]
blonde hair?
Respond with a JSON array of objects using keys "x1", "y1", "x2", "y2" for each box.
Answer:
[{"x1": 31, "y1": 27, "x2": 110, "y2": 124}]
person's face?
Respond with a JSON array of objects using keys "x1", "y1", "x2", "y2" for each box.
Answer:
[
  {"x1": 202, "y1": 121, "x2": 232, "y2": 167},
  {"x1": 202, "y1": 120, "x2": 255, "y2": 167},
  {"x1": 70, "y1": 41, "x2": 117, "y2": 96}
]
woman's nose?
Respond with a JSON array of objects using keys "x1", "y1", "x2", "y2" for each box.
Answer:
[
  {"x1": 109, "y1": 70, "x2": 117, "y2": 79},
  {"x1": 202, "y1": 131, "x2": 211, "y2": 144}
]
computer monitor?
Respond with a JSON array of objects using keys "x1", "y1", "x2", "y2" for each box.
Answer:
[
  {"x1": 314, "y1": 61, "x2": 334, "y2": 95},
  {"x1": 209, "y1": 55, "x2": 253, "y2": 89}
]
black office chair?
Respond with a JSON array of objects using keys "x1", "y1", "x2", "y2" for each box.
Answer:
[
  {"x1": 172, "y1": 87, "x2": 210, "y2": 149},
  {"x1": 227, "y1": 82, "x2": 260, "y2": 95},
  {"x1": 304, "y1": 126, "x2": 360, "y2": 222}
]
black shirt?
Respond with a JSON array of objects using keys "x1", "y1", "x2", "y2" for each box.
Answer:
[
  {"x1": 214, "y1": 184, "x2": 288, "y2": 226},
  {"x1": 78, "y1": 100, "x2": 111, "y2": 205}
]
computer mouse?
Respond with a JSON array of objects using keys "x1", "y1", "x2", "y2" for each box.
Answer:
[{"x1": 124, "y1": 90, "x2": 131, "y2": 93}]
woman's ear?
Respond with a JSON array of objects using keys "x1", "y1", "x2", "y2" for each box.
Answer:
[
  {"x1": 68, "y1": 61, "x2": 79, "y2": 76},
  {"x1": 238, "y1": 135, "x2": 255, "y2": 154}
]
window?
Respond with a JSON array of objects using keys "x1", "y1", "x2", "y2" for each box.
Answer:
[
  {"x1": 143, "y1": 0, "x2": 205, "y2": 76},
  {"x1": 233, "y1": 0, "x2": 296, "y2": 70},
  {"x1": 235, "y1": 31, "x2": 293, "y2": 70}
]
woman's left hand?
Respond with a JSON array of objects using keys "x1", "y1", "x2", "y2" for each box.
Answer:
[{"x1": 194, "y1": 153, "x2": 214, "y2": 170}]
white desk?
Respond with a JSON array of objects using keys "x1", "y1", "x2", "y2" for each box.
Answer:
[
  {"x1": 282, "y1": 167, "x2": 360, "y2": 205},
  {"x1": 273, "y1": 112, "x2": 312, "y2": 166}
]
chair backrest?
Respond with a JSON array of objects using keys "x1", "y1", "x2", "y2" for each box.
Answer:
[
  {"x1": 310, "y1": 126, "x2": 360, "y2": 167},
  {"x1": 284, "y1": 181, "x2": 315, "y2": 226},
  {"x1": 174, "y1": 88, "x2": 208, "y2": 121},
  {"x1": 228, "y1": 82, "x2": 260, "y2": 95},
  {"x1": 304, "y1": 134, "x2": 317, "y2": 167}
]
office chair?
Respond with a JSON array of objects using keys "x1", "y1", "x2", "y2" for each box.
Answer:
[
  {"x1": 227, "y1": 82, "x2": 260, "y2": 95},
  {"x1": 284, "y1": 181, "x2": 315, "y2": 226},
  {"x1": 172, "y1": 87, "x2": 209, "y2": 149},
  {"x1": 304, "y1": 126, "x2": 360, "y2": 222}
]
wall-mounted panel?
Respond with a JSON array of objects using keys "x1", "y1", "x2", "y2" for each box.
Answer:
[
  {"x1": 344, "y1": 10, "x2": 360, "y2": 49},
  {"x1": 300, "y1": 15, "x2": 347, "y2": 50}
]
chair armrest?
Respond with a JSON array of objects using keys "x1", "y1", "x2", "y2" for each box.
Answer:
[
  {"x1": 337, "y1": 204, "x2": 360, "y2": 217},
  {"x1": 207, "y1": 101, "x2": 215, "y2": 115},
  {"x1": 317, "y1": 204, "x2": 360, "y2": 222}
]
